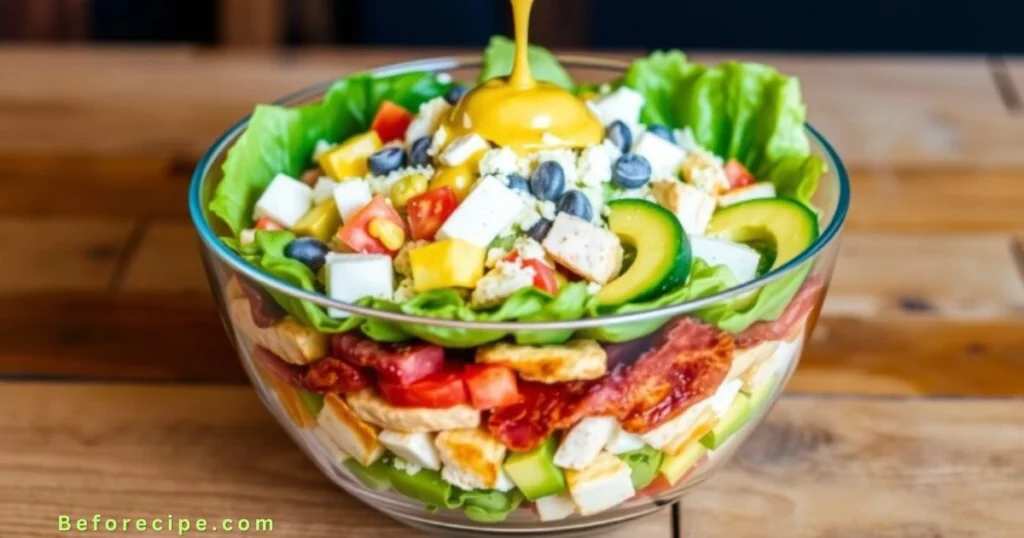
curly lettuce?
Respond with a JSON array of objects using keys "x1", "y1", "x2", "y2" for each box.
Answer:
[{"x1": 210, "y1": 71, "x2": 452, "y2": 237}]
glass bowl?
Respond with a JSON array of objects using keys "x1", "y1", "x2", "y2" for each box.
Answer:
[{"x1": 189, "y1": 55, "x2": 849, "y2": 536}]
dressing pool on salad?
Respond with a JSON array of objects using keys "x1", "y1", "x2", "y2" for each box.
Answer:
[{"x1": 205, "y1": 0, "x2": 831, "y2": 526}]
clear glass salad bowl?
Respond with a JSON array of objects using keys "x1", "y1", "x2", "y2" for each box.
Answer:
[{"x1": 189, "y1": 55, "x2": 849, "y2": 536}]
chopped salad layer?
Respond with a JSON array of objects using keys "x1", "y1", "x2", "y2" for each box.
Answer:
[{"x1": 208, "y1": 36, "x2": 829, "y2": 524}]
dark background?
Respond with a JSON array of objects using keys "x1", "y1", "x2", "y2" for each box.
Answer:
[{"x1": 2, "y1": 0, "x2": 1022, "y2": 53}]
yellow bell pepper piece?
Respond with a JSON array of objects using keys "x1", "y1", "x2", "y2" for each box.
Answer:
[
  {"x1": 318, "y1": 131, "x2": 382, "y2": 180},
  {"x1": 408, "y1": 239, "x2": 485, "y2": 292},
  {"x1": 293, "y1": 199, "x2": 342, "y2": 243}
]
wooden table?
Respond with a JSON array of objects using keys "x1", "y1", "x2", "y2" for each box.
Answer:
[{"x1": 1, "y1": 46, "x2": 1022, "y2": 537}]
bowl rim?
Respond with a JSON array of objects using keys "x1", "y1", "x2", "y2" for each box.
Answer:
[{"x1": 188, "y1": 54, "x2": 850, "y2": 331}]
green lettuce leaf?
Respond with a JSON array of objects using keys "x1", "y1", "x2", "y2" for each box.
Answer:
[
  {"x1": 479, "y1": 36, "x2": 574, "y2": 90},
  {"x1": 456, "y1": 489, "x2": 525, "y2": 523},
  {"x1": 210, "y1": 71, "x2": 451, "y2": 236},
  {"x1": 695, "y1": 262, "x2": 813, "y2": 333},
  {"x1": 580, "y1": 260, "x2": 738, "y2": 343},
  {"x1": 623, "y1": 51, "x2": 823, "y2": 205}
]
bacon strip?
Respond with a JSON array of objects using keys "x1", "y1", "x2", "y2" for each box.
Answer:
[
  {"x1": 331, "y1": 333, "x2": 445, "y2": 386},
  {"x1": 735, "y1": 275, "x2": 824, "y2": 349},
  {"x1": 303, "y1": 357, "x2": 374, "y2": 394},
  {"x1": 488, "y1": 318, "x2": 733, "y2": 451}
]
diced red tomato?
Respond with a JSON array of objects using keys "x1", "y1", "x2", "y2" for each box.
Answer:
[
  {"x1": 303, "y1": 357, "x2": 374, "y2": 394},
  {"x1": 724, "y1": 159, "x2": 756, "y2": 189},
  {"x1": 336, "y1": 195, "x2": 407, "y2": 255},
  {"x1": 500, "y1": 252, "x2": 559, "y2": 295},
  {"x1": 370, "y1": 100, "x2": 414, "y2": 143},
  {"x1": 254, "y1": 216, "x2": 285, "y2": 231},
  {"x1": 379, "y1": 367, "x2": 468, "y2": 408},
  {"x1": 464, "y1": 364, "x2": 521, "y2": 409},
  {"x1": 406, "y1": 187, "x2": 458, "y2": 240}
]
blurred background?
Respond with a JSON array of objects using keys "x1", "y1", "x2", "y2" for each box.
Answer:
[{"x1": 3, "y1": 0, "x2": 1023, "y2": 52}]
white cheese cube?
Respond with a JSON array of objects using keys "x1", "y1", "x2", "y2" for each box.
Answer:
[
  {"x1": 604, "y1": 423, "x2": 647, "y2": 454},
  {"x1": 535, "y1": 493, "x2": 577, "y2": 521},
  {"x1": 404, "y1": 96, "x2": 451, "y2": 144},
  {"x1": 633, "y1": 131, "x2": 687, "y2": 180},
  {"x1": 378, "y1": 430, "x2": 441, "y2": 471},
  {"x1": 690, "y1": 235, "x2": 761, "y2": 283},
  {"x1": 312, "y1": 425, "x2": 351, "y2": 464},
  {"x1": 577, "y1": 144, "x2": 613, "y2": 187},
  {"x1": 312, "y1": 177, "x2": 338, "y2": 204},
  {"x1": 542, "y1": 213, "x2": 623, "y2": 284},
  {"x1": 718, "y1": 182, "x2": 777, "y2": 207},
  {"x1": 651, "y1": 181, "x2": 717, "y2": 236},
  {"x1": 332, "y1": 180, "x2": 373, "y2": 223},
  {"x1": 318, "y1": 394, "x2": 384, "y2": 467},
  {"x1": 436, "y1": 176, "x2": 526, "y2": 248},
  {"x1": 682, "y1": 149, "x2": 730, "y2": 195},
  {"x1": 675, "y1": 127, "x2": 700, "y2": 153},
  {"x1": 565, "y1": 452, "x2": 636, "y2": 516},
  {"x1": 435, "y1": 429, "x2": 507, "y2": 490},
  {"x1": 254, "y1": 173, "x2": 314, "y2": 228},
  {"x1": 324, "y1": 254, "x2": 393, "y2": 318},
  {"x1": 587, "y1": 87, "x2": 644, "y2": 127},
  {"x1": 239, "y1": 229, "x2": 257, "y2": 246},
  {"x1": 439, "y1": 133, "x2": 489, "y2": 167},
  {"x1": 554, "y1": 416, "x2": 617, "y2": 470}
]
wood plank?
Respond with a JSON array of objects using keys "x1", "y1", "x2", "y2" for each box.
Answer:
[
  {"x1": 0, "y1": 382, "x2": 673, "y2": 538},
  {"x1": 826, "y1": 233, "x2": 1024, "y2": 318},
  {"x1": 0, "y1": 48, "x2": 1018, "y2": 169},
  {"x1": 218, "y1": 0, "x2": 285, "y2": 49},
  {"x1": 691, "y1": 54, "x2": 1020, "y2": 167},
  {"x1": 0, "y1": 218, "x2": 132, "y2": 293},
  {"x1": 1001, "y1": 57, "x2": 1024, "y2": 111},
  {"x1": 682, "y1": 395, "x2": 1024, "y2": 537},
  {"x1": 120, "y1": 222, "x2": 207, "y2": 293}
]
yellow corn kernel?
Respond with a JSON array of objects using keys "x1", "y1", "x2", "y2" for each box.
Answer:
[
  {"x1": 367, "y1": 218, "x2": 405, "y2": 251},
  {"x1": 390, "y1": 174, "x2": 429, "y2": 209},
  {"x1": 408, "y1": 239, "x2": 485, "y2": 292},
  {"x1": 318, "y1": 131, "x2": 382, "y2": 180}
]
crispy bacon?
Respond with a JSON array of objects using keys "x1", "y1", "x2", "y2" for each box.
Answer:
[
  {"x1": 331, "y1": 333, "x2": 446, "y2": 386},
  {"x1": 303, "y1": 357, "x2": 374, "y2": 394},
  {"x1": 735, "y1": 275, "x2": 824, "y2": 349},
  {"x1": 487, "y1": 318, "x2": 733, "y2": 451}
]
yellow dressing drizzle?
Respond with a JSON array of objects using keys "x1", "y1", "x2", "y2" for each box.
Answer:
[{"x1": 436, "y1": 0, "x2": 602, "y2": 156}]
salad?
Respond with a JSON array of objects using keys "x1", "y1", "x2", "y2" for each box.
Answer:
[{"x1": 208, "y1": 8, "x2": 827, "y2": 524}]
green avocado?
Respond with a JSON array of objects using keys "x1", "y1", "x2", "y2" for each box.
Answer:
[
  {"x1": 598, "y1": 199, "x2": 692, "y2": 306},
  {"x1": 658, "y1": 441, "x2": 706, "y2": 487},
  {"x1": 502, "y1": 437, "x2": 566, "y2": 501},
  {"x1": 343, "y1": 459, "x2": 391, "y2": 492},
  {"x1": 700, "y1": 393, "x2": 752, "y2": 450},
  {"x1": 750, "y1": 373, "x2": 780, "y2": 410},
  {"x1": 707, "y1": 198, "x2": 818, "y2": 273},
  {"x1": 619, "y1": 446, "x2": 665, "y2": 490}
]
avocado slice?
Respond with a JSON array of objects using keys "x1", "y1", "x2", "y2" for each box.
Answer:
[
  {"x1": 343, "y1": 459, "x2": 391, "y2": 492},
  {"x1": 503, "y1": 437, "x2": 566, "y2": 501},
  {"x1": 700, "y1": 393, "x2": 752, "y2": 450},
  {"x1": 619, "y1": 446, "x2": 665, "y2": 490},
  {"x1": 658, "y1": 441, "x2": 706, "y2": 487},
  {"x1": 707, "y1": 198, "x2": 818, "y2": 273},
  {"x1": 750, "y1": 374, "x2": 780, "y2": 411},
  {"x1": 598, "y1": 199, "x2": 692, "y2": 306}
]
